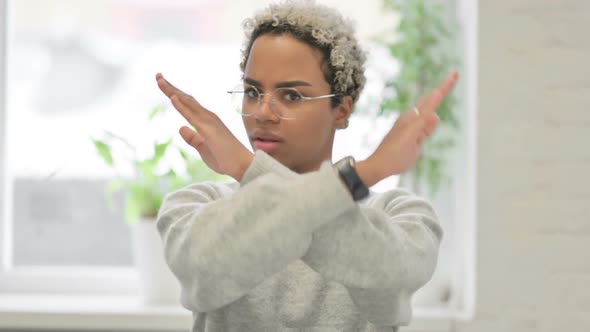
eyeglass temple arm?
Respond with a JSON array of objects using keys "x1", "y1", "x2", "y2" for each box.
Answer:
[{"x1": 303, "y1": 93, "x2": 338, "y2": 100}]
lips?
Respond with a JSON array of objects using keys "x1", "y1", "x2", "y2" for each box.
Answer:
[{"x1": 251, "y1": 131, "x2": 284, "y2": 152}]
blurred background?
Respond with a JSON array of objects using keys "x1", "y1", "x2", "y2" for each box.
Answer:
[{"x1": 0, "y1": 0, "x2": 588, "y2": 331}]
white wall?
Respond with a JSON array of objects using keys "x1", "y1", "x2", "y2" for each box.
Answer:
[{"x1": 447, "y1": 0, "x2": 590, "y2": 331}]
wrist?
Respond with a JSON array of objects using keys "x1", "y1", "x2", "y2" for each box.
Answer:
[
  {"x1": 235, "y1": 152, "x2": 255, "y2": 182},
  {"x1": 356, "y1": 158, "x2": 383, "y2": 188}
]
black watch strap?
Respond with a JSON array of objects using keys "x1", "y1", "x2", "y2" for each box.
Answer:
[{"x1": 334, "y1": 156, "x2": 369, "y2": 201}]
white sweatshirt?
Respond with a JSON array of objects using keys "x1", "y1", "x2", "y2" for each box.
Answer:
[{"x1": 156, "y1": 150, "x2": 443, "y2": 331}]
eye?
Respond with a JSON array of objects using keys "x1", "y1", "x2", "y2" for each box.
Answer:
[
  {"x1": 244, "y1": 86, "x2": 259, "y2": 99},
  {"x1": 283, "y1": 89, "x2": 302, "y2": 102}
]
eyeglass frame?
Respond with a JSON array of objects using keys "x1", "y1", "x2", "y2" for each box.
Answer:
[{"x1": 227, "y1": 83, "x2": 339, "y2": 120}]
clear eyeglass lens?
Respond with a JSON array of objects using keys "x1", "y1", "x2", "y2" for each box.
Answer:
[{"x1": 230, "y1": 85, "x2": 303, "y2": 119}]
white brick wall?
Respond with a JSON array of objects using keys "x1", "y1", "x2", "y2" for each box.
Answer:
[{"x1": 449, "y1": 1, "x2": 590, "y2": 331}]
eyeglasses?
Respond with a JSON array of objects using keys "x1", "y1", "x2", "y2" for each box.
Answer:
[{"x1": 227, "y1": 84, "x2": 337, "y2": 120}]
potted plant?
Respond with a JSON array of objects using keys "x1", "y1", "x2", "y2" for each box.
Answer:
[
  {"x1": 377, "y1": 0, "x2": 461, "y2": 197},
  {"x1": 91, "y1": 104, "x2": 229, "y2": 304}
]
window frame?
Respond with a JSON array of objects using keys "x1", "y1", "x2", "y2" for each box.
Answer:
[
  {"x1": 0, "y1": 0, "x2": 478, "y2": 327},
  {"x1": 0, "y1": 0, "x2": 139, "y2": 295},
  {"x1": 451, "y1": 0, "x2": 478, "y2": 321}
]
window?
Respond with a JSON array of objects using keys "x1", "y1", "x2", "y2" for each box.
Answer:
[{"x1": 0, "y1": 0, "x2": 477, "y2": 323}]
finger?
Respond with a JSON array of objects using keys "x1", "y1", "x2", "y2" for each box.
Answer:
[
  {"x1": 157, "y1": 73, "x2": 207, "y2": 118},
  {"x1": 398, "y1": 109, "x2": 425, "y2": 134},
  {"x1": 156, "y1": 73, "x2": 188, "y2": 99},
  {"x1": 439, "y1": 70, "x2": 460, "y2": 97},
  {"x1": 426, "y1": 72, "x2": 459, "y2": 111},
  {"x1": 421, "y1": 130, "x2": 429, "y2": 145},
  {"x1": 408, "y1": 111, "x2": 438, "y2": 146},
  {"x1": 171, "y1": 94, "x2": 201, "y2": 129},
  {"x1": 417, "y1": 71, "x2": 460, "y2": 113},
  {"x1": 416, "y1": 131, "x2": 427, "y2": 146},
  {"x1": 179, "y1": 126, "x2": 219, "y2": 169},
  {"x1": 424, "y1": 113, "x2": 440, "y2": 136},
  {"x1": 179, "y1": 126, "x2": 206, "y2": 149},
  {"x1": 417, "y1": 88, "x2": 443, "y2": 114}
]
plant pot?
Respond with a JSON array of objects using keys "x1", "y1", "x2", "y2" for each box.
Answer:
[{"x1": 129, "y1": 217, "x2": 181, "y2": 305}]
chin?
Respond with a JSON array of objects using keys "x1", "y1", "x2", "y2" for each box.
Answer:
[{"x1": 265, "y1": 150, "x2": 289, "y2": 164}]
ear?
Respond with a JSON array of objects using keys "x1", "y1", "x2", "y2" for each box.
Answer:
[{"x1": 333, "y1": 96, "x2": 353, "y2": 129}]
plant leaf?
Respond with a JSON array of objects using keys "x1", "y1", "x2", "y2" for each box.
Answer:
[
  {"x1": 148, "y1": 104, "x2": 166, "y2": 121},
  {"x1": 179, "y1": 148, "x2": 190, "y2": 162},
  {"x1": 153, "y1": 138, "x2": 173, "y2": 164},
  {"x1": 168, "y1": 169, "x2": 188, "y2": 191},
  {"x1": 134, "y1": 159, "x2": 158, "y2": 183},
  {"x1": 92, "y1": 138, "x2": 114, "y2": 166},
  {"x1": 126, "y1": 182, "x2": 164, "y2": 222}
]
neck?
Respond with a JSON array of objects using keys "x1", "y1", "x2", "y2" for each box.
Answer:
[{"x1": 291, "y1": 155, "x2": 333, "y2": 174}]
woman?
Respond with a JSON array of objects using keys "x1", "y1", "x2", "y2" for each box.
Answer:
[{"x1": 155, "y1": 1, "x2": 459, "y2": 331}]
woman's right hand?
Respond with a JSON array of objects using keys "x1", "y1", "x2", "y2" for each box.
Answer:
[
  {"x1": 363, "y1": 71, "x2": 460, "y2": 183},
  {"x1": 156, "y1": 73, "x2": 255, "y2": 181}
]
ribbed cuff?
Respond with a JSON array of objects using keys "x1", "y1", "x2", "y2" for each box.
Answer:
[{"x1": 239, "y1": 150, "x2": 297, "y2": 186}]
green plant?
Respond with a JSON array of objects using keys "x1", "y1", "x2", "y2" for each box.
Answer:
[
  {"x1": 377, "y1": 0, "x2": 462, "y2": 196},
  {"x1": 91, "y1": 105, "x2": 229, "y2": 224}
]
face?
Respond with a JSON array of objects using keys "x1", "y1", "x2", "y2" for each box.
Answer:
[{"x1": 242, "y1": 33, "x2": 351, "y2": 174}]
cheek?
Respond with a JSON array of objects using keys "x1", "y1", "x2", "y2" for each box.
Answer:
[
  {"x1": 290, "y1": 112, "x2": 334, "y2": 145},
  {"x1": 242, "y1": 117, "x2": 258, "y2": 134}
]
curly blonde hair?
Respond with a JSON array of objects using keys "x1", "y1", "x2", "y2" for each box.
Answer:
[{"x1": 240, "y1": 0, "x2": 367, "y2": 107}]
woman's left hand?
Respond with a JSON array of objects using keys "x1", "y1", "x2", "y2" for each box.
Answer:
[
  {"x1": 156, "y1": 73, "x2": 254, "y2": 181},
  {"x1": 359, "y1": 71, "x2": 459, "y2": 184}
]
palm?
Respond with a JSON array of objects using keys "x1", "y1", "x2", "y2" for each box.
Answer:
[
  {"x1": 371, "y1": 71, "x2": 459, "y2": 177},
  {"x1": 156, "y1": 73, "x2": 253, "y2": 180}
]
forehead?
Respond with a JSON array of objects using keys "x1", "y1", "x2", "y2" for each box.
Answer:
[{"x1": 243, "y1": 33, "x2": 329, "y2": 88}]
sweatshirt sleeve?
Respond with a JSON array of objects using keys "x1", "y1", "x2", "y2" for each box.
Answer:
[
  {"x1": 239, "y1": 150, "x2": 298, "y2": 185},
  {"x1": 240, "y1": 151, "x2": 442, "y2": 295},
  {"x1": 301, "y1": 189, "x2": 443, "y2": 326},
  {"x1": 155, "y1": 151, "x2": 356, "y2": 313},
  {"x1": 236, "y1": 151, "x2": 443, "y2": 326}
]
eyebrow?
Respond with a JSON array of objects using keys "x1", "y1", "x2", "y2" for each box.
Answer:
[{"x1": 243, "y1": 77, "x2": 313, "y2": 89}]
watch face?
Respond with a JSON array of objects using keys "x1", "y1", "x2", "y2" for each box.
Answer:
[
  {"x1": 347, "y1": 157, "x2": 355, "y2": 167},
  {"x1": 337, "y1": 156, "x2": 354, "y2": 169}
]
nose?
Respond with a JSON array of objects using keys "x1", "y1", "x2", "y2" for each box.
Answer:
[{"x1": 253, "y1": 94, "x2": 280, "y2": 122}]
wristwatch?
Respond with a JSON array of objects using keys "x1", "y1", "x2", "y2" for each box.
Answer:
[{"x1": 334, "y1": 156, "x2": 369, "y2": 201}]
